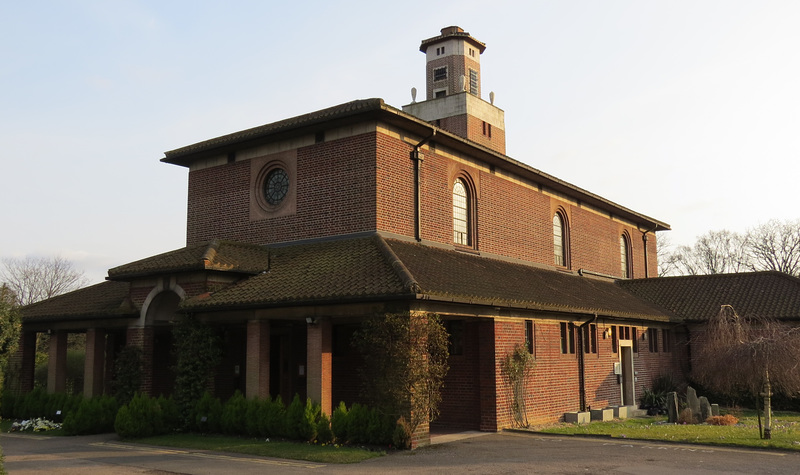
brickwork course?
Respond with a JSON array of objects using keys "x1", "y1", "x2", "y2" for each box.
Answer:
[{"x1": 14, "y1": 26, "x2": 800, "y2": 447}]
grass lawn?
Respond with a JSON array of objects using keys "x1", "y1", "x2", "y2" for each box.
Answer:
[
  {"x1": 1, "y1": 419, "x2": 381, "y2": 463},
  {"x1": 539, "y1": 411, "x2": 800, "y2": 451},
  {"x1": 128, "y1": 433, "x2": 385, "y2": 464}
]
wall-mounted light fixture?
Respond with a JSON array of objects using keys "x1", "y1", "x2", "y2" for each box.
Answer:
[
  {"x1": 603, "y1": 328, "x2": 611, "y2": 339},
  {"x1": 306, "y1": 316, "x2": 317, "y2": 325}
]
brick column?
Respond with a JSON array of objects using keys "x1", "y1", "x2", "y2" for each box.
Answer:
[
  {"x1": 478, "y1": 319, "x2": 497, "y2": 431},
  {"x1": 47, "y1": 331, "x2": 68, "y2": 394},
  {"x1": 83, "y1": 328, "x2": 106, "y2": 397},
  {"x1": 127, "y1": 327, "x2": 154, "y2": 396},
  {"x1": 103, "y1": 332, "x2": 118, "y2": 395},
  {"x1": 8, "y1": 331, "x2": 36, "y2": 394},
  {"x1": 306, "y1": 318, "x2": 332, "y2": 415},
  {"x1": 246, "y1": 320, "x2": 270, "y2": 399}
]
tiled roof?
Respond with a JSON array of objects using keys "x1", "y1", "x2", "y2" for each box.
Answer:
[
  {"x1": 108, "y1": 240, "x2": 272, "y2": 280},
  {"x1": 21, "y1": 281, "x2": 136, "y2": 322},
  {"x1": 162, "y1": 99, "x2": 386, "y2": 163},
  {"x1": 183, "y1": 235, "x2": 674, "y2": 322},
  {"x1": 386, "y1": 239, "x2": 674, "y2": 321},
  {"x1": 181, "y1": 236, "x2": 411, "y2": 310},
  {"x1": 618, "y1": 272, "x2": 800, "y2": 322}
]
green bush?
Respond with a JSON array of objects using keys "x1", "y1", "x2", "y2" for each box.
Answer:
[
  {"x1": 193, "y1": 391, "x2": 222, "y2": 434},
  {"x1": 331, "y1": 401, "x2": 349, "y2": 443},
  {"x1": 258, "y1": 395, "x2": 285, "y2": 438},
  {"x1": 316, "y1": 412, "x2": 334, "y2": 444},
  {"x1": 114, "y1": 393, "x2": 164, "y2": 438},
  {"x1": 285, "y1": 394, "x2": 305, "y2": 440},
  {"x1": 393, "y1": 416, "x2": 411, "y2": 449},
  {"x1": 244, "y1": 397, "x2": 262, "y2": 437},
  {"x1": 347, "y1": 403, "x2": 371, "y2": 444},
  {"x1": 63, "y1": 395, "x2": 118, "y2": 435},
  {"x1": 112, "y1": 346, "x2": 142, "y2": 406},
  {"x1": 157, "y1": 395, "x2": 180, "y2": 433},
  {"x1": 221, "y1": 391, "x2": 248, "y2": 435},
  {"x1": 298, "y1": 398, "x2": 320, "y2": 442}
]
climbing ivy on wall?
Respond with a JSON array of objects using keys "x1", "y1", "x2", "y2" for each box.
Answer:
[{"x1": 172, "y1": 315, "x2": 221, "y2": 428}]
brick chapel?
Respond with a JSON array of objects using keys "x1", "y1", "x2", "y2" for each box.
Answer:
[{"x1": 19, "y1": 26, "x2": 800, "y2": 445}]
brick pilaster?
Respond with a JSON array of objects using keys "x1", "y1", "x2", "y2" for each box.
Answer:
[
  {"x1": 83, "y1": 328, "x2": 106, "y2": 397},
  {"x1": 306, "y1": 318, "x2": 332, "y2": 415},
  {"x1": 246, "y1": 320, "x2": 270, "y2": 399},
  {"x1": 8, "y1": 331, "x2": 36, "y2": 394},
  {"x1": 47, "y1": 331, "x2": 68, "y2": 394},
  {"x1": 478, "y1": 319, "x2": 497, "y2": 431},
  {"x1": 127, "y1": 327, "x2": 154, "y2": 396}
]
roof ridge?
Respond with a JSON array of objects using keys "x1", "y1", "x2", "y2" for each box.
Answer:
[
  {"x1": 373, "y1": 235, "x2": 421, "y2": 293},
  {"x1": 201, "y1": 239, "x2": 220, "y2": 268}
]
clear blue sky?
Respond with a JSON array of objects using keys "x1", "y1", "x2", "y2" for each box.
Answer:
[{"x1": 3, "y1": 1, "x2": 799, "y2": 284}]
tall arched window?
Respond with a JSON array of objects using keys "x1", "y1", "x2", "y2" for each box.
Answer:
[
  {"x1": 453, "y1": 179, "x2": 470, "y2": 245},
  {"x1": 620, "y1": 233, "x2": 632, "y2": 278},
  {"x1": 553, "y1": 212, "x2": 568, "y2": 267}
]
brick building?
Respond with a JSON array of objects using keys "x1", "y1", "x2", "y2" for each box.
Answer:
[{"x1": 15, "y1": 26, "x2": 704, "y2": 444}]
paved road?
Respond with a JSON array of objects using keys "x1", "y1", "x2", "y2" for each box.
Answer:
[{"x1": 3, "y1": 430, "x2": 799, "y2": 474}]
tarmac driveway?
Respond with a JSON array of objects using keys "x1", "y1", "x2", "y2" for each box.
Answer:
[{"x1": 3, "y1": 430, "x2": 799, "y2": 474}]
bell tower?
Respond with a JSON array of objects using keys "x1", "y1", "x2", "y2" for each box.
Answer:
[{"x1": 403, "y1": 26, "x2": 506, "y2": 154}]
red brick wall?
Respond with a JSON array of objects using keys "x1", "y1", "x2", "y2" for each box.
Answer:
[
  {"x1": 436, "y1": 320, "x2": 481, "y2": 429},
  {"x1": 181, "y1": 126, "x2": 657, "y2": 277},
  {"x1": 482, "y1": 319, "x2": 685, "y2": 427},
  {"x1": 186, "y1": 133, "x2": 378, "y2": 246},
  {"x1": 374, "y1": 132, "x2": 657, "y2": 277}
]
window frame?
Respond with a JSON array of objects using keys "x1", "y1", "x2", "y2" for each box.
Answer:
[
  {"x1": 433, "y1": 66, "x2": 447, "y2": 81},
  {"x1": 648, "y1": 328, "x2": 659, "y2": 352},
  {"x1": 560, "y1": 322, "x2": 576, "y2": 355},
  {"x1": 452, "y1": 175, "x2": 476, "y2": 248},
  {"x1": 553, "y1": 211, "x2": 570, "y2": 268},
  {"x1": 620, "y1": 232, "x2": 633, "y2": 279},
  {"x1": 525, "y1": 320, "x2": 534, "y2": 354}
]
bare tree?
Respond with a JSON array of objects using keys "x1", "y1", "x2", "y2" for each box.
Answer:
[
  {"x1": 692, "y1": 305, "x2": 800, "y2": 439},
  {"x1": 667, "y1": 230, "x2": 749, "y2": 276},
  {"x1": 745, "y1": 219, "x2": 800, "y2": 277},
  {"x1": 0, "y1": 256, "x2": 88, "y2": 306},
  {"x1": 657, "y1": 233, "x2": 679, "y2": 277}
]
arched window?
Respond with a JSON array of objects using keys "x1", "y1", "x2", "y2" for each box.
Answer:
[
  {"x1": 553, "y1": 212, "x2": 568, "y2": 267},
  {"x1": 620, "y1": 233, "x2": 632, "y2": 278},
  {"x1": 453, "y1": 179, "x2": 470, "y2": 245}
]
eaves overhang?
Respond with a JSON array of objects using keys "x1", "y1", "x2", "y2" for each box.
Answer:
[{"x1": 162, "y1": 98, "x2": 669, "y2": 231}]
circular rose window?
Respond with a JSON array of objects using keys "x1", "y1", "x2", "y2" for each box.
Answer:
[{"x1": 264, "y1": 168, "x2": 289, "y2": 206}]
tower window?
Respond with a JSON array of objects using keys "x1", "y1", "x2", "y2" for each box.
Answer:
[
  {"x1": 553, "y1": 212, "x2": 569, "y2": 267},
  {"x1": 620, "y1": 233, "x2": 632, "y2": 278},
  {"x1": 469, "y1": 69, "x2": 478, "y2": 96},
  {"x1": 453, "y1": 179, "x2": 470, "y2": 245},
  {"x1": 434, "y1": 67, "x2": 447, "y2": 81}
]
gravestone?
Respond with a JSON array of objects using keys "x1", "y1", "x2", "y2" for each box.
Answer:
[
  {"x1": 687, "y1": 386, "x2": 701, "y2": 423},
  {"x1": 711, "y1": 404, "x2": 720, "y2": 417},
  {"x1": 699, "y1": 396, "x2": 712, "y2": 422},
  {"x1": 666, "y1": 391, "x2": 679, "y2": 423}
]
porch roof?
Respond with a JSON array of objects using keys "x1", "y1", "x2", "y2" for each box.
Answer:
[
  {"x1": 618, "y1": 271, "x2": 800, "y2": 322},
  {"x1": 21, "y1": 281, "x2": 136, "y2": 322},
  {"x1": 108, "y1": 240, "x2": 272, "y2": 280},
  {"x1": 181, "y1": 235, "x2": 675, "y2": 322}
]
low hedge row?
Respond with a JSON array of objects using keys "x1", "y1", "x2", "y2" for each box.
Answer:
[
  {"x1": 115, "y1": 391, "x2": 408, "y2": 447},
  {"x1": 2, "y1": 388, "x2": 409, "y2": 448}
]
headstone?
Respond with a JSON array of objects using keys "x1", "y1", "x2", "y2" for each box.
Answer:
[
  {"x1": 666, "y1": 391, "x2": 679, "y2": 423},
  {"x1": 564, "y1": 411, "x2": 591, "y2": 424},
  {"x1": 699, "y1": 396, "x2": 712, "y2": 422},
  {"x1": 711, "y1": 404, "x2": 720, "y2": 417},
  {"x1": 591, "y1": 408, "x2": 614, "y2": 421},
  {"x1": 611, "y1": 405, "x2": 629, "y2": 419},
  {"x1": 687, "y1": 386, "x2": 701, "y2": 423}
]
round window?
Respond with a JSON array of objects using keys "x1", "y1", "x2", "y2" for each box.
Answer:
[{"x1": 264, "y1": 168, "x2": 289, "y2": 206}]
